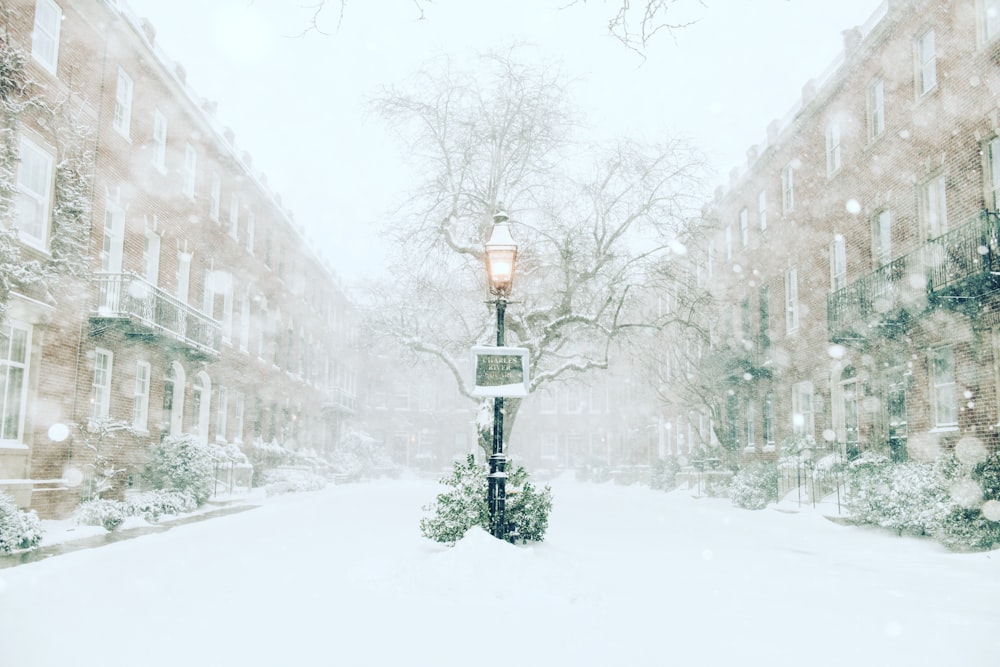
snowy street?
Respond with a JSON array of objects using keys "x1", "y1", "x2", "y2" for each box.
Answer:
[{"x1": 1, "y1": 476, "x2": 998, "y2": 666}]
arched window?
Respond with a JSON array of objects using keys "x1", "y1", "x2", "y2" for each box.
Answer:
[
  {"x1": 164, "y1": 361, "x2": 186, "y2": 436},
  {"x1": 192, "y1": 371, "x2": 212, "y2": 442}
]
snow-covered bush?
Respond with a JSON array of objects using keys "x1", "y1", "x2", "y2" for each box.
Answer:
[
  {"x1": 730, "y1": 461, "x2": 779, "y2": 510},
  {"x1": 76, "y1": 498, "x2": 127, "y2": 531},
  {"x1": 126, "y1": 490, "x2": 197, "y2": 522},
  {"x1": 937, "y1": 508, "x2": 1000, "y2": 552},
  {"x1": 420, "y1": 455, "x2": 553, "y2": 545},
  {"x1": 844, "y1": 452, "x2": 951, "y2": 536},
  {"x1": 258, "y1": 466, "x2": 327, "y2": 494},
  {"x1": 0, "y1": 491, "x2": 43, "y2": 552},
  {"x1": 330, "y1": 431, "x2": 394, "y2": 481},
  {"x1": 650, "y1": 456, "x2": 682, "y2": 491},
  {"x1": 142, "y1": 434, "x2": 215, "y2": 506}
]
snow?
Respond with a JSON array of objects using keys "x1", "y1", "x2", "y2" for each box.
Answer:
[{"x1": 1, "y1": 475, "x2": 998, "y2": 666}]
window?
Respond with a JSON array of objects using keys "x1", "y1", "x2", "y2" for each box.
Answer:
[
  {"x1": 825, "y1": 121, "x2": 841, "y2": 176},
  {"x1": 176, "y1": 250, "x2": 191, "y2": 303},
  {"x1": 216, "y1": 385, "x2": 228, "y2": 442},
  {"x1": 113, "y1": 67, "x2": 133, "y2": 138},
  {"x1": 781, "y1": 163, "x2": 794, "y2": 213},
  {"x1": 758, "y1": 285, "x2": 771, "y2": 360},
  {"x1": 931, "y1": 346, "x2": 958, "y2": 427},
  {"x1": 152, "y1": 109, "x2": 167, "y2": 171},
  {"x1": 762, "y1": 393, "x2": 775, "y2": 446},
  {"x1": 91, "y1": 348, "x2": 113, "y2": 421},
  {"x1": 132, "y1": 361, "x2": 150, "y2": 431},
  {"x1": 229, "y1": 194, "x2": 239, "y2": 240},
  {"x1": 565, "y1": 385, "x2": 583, "y2": 413},
  {"x1": 840, "y1": 366, "x2": 860, "y2": 455},
  {"x1": 830, "y1": 234, "x2": 847, "y2": 292},
  {"x1": 183, "y1": 143, "x2": 197, "y2": 198},
  {"x1": 31, "y1": 0, "x2": 61, "y2": 73},
  {"x1": 984, "y1": 0, "x2": 1000, "y2": 42},
  {"x1": 873, "y1": 210, "x2": 892, "y2": 267},
  {"x1": 239, "y1": 290, "x2": 250, "y2": 353},
  {"x1": 540, "y1": 387, "x2": 557, "y2": 413},
  {"x1": 744, "y1": 398, "x2": 755, "y2": 449},
  {"x1": 14, "y1": 137, "x2": 54, "y2": 248},
  {"x1": 540, "y1": 433, "x2": 558, "y2": 459},
  {"x1": 246, "y1": 210, "x2": 255, "y2": 253},
  {"x1": 784, "y1": 267, "x2": 799, "y2": 333},
  {"x1": 222, "y1": 282, "x2": 234, "y2": 343},
  {"x1": 758, "y1": 191, "x2": 767, "y2": 230},
  {"x1": 920, "y1": 173, "x2": 947, "y2": 238},
  {"x1": 142, "y1": 229, "x2": 161, "y2": 285},
  {"x1": 987, "y1": 137, "x2": 1000, "y2": 211},
  {"x1": 791, "y1": 381, "x2": 814, "y2": 436},
  {"x1": 209, "y1": 173, "x2": 221, "y2": 221},
  {"x1": 867, "y1": 78, "x2": 885, "y2": 141},
  {"x1": 233, "y1": 391, "x2": 245, "y2": 443},
  {"x1": 917, "y1": 29, "x2": 937, "y2": 96},
  {"x1": 739, "y1": 208, "x2": 749, "y2": 247},
  {"x1": 0, "y1": 324, "x2": 30, "y2": 441},
  {"x1": 193, "y1": 372, "x2": 211, "y2": 439},
  {"x1": 724, "y1": 225, "x2": 733, "y2": 260}
]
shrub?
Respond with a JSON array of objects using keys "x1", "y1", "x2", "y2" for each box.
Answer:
[
  {"x1": 937, "y1": 507, "x2": 1000, "y2": 552},
  {"x1": 650, "y1": 456, "x2": 682, "y2": 491},
  {"x1": 420, "y1": 455, "x2": 553, "y2": 545},
  {"x1": 143, "y1": 434, "x2": 216, "y2": 505},
  {"x1": 330, "y1": 431, "x2": 394, "y2": 481},
  {"x1": 0, "y1": 491, "x2": 43, "y2": 553},
  {"x1": 844, "y1": 453, "x2": 951, "y2": 536},
  {"x1": 730, "y1": 461, "x2": 779, "y2": 510},
  {"x1": 126, "y1": 490, "x2": 197, "y2": 522},
  {"x1": 258, "y1": 466, "x2": 328, "y2": 493},
  {"x1": 76, "y1": 498, "x2": 127, "y2": 531}
]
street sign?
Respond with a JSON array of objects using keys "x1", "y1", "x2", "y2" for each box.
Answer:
[{"x1": 471, "y1": 346, "x2": 530, "y2": 397}]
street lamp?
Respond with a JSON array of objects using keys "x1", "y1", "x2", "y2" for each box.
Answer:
[{"x1": 485, "y1": 210, "x2": 518, "y2": 540}]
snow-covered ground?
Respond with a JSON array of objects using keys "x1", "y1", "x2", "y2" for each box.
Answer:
[{"x1": 1, "y1": 474, "x2": 997, "y2": 666}]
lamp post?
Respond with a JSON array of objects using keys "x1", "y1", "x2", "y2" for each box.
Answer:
[{"x1": 484, "y1": 210, "x2": 518, "y2": 541}]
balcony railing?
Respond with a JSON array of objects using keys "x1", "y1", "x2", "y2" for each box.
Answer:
[
  {"x1": 828, "y1": 210, "x2": 1000, "y2": 343},
  {"x1": 93, "y1": 272, "x2": 221, "y2": 356}
]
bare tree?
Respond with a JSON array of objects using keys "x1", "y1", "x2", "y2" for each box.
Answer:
[
  {"x1": 301, "y1": 1, "x2": 706, "y2": 51},
  {"x1": 364, "y1": 47, "x2": 709, "y2": 455}
]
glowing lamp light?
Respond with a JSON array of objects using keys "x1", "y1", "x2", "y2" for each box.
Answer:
[{"x1": 485, "y1": 211, "x2": 518, "y2": 297}]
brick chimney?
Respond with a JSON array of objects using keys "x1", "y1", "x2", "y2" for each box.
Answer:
[
  {"x1": 766, "y1": 120, "x2": 781, "y2": 146},
  {"x1": 747, "y1": 145, "x2": 759, "y2": 168},
  {"x1": 802, "y1": 78, "x2": 817, "y2": 106},
  {"x1": 842, "y1": 27, "x2": 862, "y2": 57},
  {"x1": 140, "y1": 19, "x2": 156, "y2": 47}
]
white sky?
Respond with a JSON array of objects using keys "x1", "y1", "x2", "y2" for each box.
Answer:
[
  {"x1": 2, "y1": 476, "x2": 998, "y2": 664},
  {"x1": 124, "y1": 0, "x2": 883, "y2": 282}
]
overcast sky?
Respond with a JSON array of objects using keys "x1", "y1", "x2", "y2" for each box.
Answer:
[{"x1": 124, "y1": 0, "x2": 883, "y2": 282}]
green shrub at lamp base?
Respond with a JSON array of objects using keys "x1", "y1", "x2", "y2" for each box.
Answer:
[{"x1": 420, "y1": 455, "x2": 553, "y2": 545}]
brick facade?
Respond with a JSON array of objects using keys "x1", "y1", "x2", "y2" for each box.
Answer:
[{"x1": 0, "y1": 0, "x2": 361, "y2": 517}]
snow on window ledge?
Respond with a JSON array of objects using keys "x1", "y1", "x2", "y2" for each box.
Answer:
[
  {"x1": 0, "y1": 442, "x2": 30, "y2": 450},
  {"x1": 762, "y1": 444, "x2": 776, "y2": 453},
  {"x1": 928, "y1": 425, "x2": 959, "y2": 434}
]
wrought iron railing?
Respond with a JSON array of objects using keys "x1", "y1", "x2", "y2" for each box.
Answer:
[
  {"x1": 828, "y1": 210, "x2": 1000, "y2": 342},
  {"x1": 93, "y1": 272, "x2": 221, "y2": 356}
]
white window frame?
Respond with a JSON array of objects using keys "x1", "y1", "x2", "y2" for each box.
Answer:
[
  {"x1": 209, "y1": 173, "x2": 221, "y2": 222},
  {"x1": 142, "y1": 229, "x2": 161, "y2": 286},
  {"x1": 91, "y1": 348, "x2": 114, "y2": 421},
  {"x1": 791, "y1": 380, "x2": 814, "y2": 436},
  {"x1": 183, "y1": 143, "x2": 197, "y2": 199},
  {"x1": 873, "y1": 210, "x2": 892, "y2": 267},
  {"x1": 246, "y1": 210, "x2": 255, "y2": 254},
  {"x1": 983, "y1": 0, "x2": 1000, "y2": 43},
  {"x1": 739, "y1": 208, "x2": 749, "y2": 247},
  {"x1": 931, "y1": 346, "x2": 958, "y2": 428},
  {"x1": 31, "y1": 0, "x2": 62, "y2": 74},
  {"x1": 917, "y1": 28, "x2": 937, "y2": 96},
  {"x1": 920, "y1": 173, "x2": 948, "y2": 239},
  {"x1": 540, "y1": 387, "x2": 557, "y2": 414},
  {"x1": 0, "y1": 323, "x2": 31, "y2": 443},
  {"x1": 830, "y1": 234, "x2": 847, "y2": 292},
  {"x1": 233, "y1": 391, "x2": 245, "y2": 443},
  {"x1": 15, "y1": 136, "x2": 54, "y2": 249},
  {"x1": 152, "y1": 109, "x2": 167, "y2": 171},
  {"x1": 540, "y1": 433, "x2": 558, "y2": 460},
  {"x1": 113, "y1": 67, "x2": 133, "y2": 139},
  {"x1": 229, "y1": 194, "x2": 239, "y2": 240},
  {"x1": 867, "y1": 77, "x2": 885, "y2": 141},
  {"x1": 987, "y1": 137, "x2": 1000, "y2": 211},
  {"x1": 758, "y1": 190, "x2": 767, "y2": 231},
  {"x1": 215, "y1": 385, "x2": 229, "y2": 443},
  {"x1": 825, "y1": 121, "x2": 842, "y2": 176},
  {"x1": 781, "y1": 163, "x2": 794, "y2": 213},
  {"x1": 784, "y1": 267, "x2": 799, "y2": 334},
  {"x1": 724, "y1": 225, "x2": 733, "y2": 260},
  {"x1": 132, "y1": 360, "x2": 151, "y2": 431},
  {"x1": 239, "y1": 290, "x2": 250, "y2": 353}
]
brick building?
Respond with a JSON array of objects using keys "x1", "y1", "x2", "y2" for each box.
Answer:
[
  {"x1": 662, "y1": 0, "x2": 1000, "y2": 467},
  {"x1": 0, "y1": 0, "x2": 361, "y2": 516}
]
